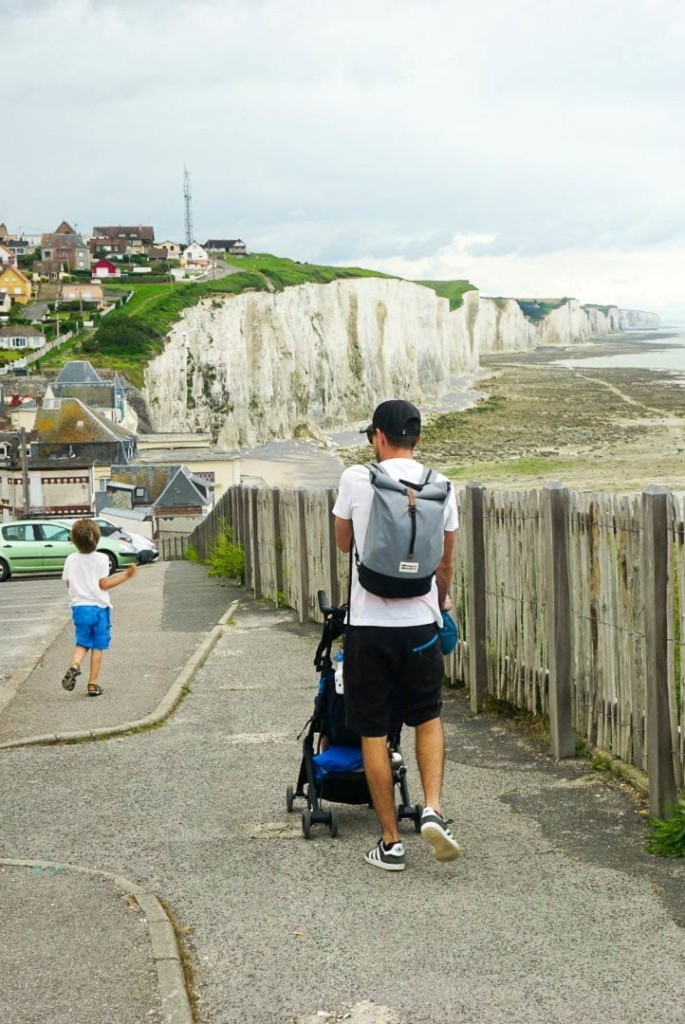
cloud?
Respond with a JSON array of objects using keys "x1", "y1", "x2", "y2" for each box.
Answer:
[{"x1": 3, "y1": 0, "x2": 685, "y2": 315}]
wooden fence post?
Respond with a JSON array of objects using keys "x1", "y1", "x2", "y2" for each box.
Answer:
[
  {"x1": 242, "y1": 488, "x2": 252, "y2": 591},
  {"x1": 544, "y1": 482, "x2": 575, "y2": 758},
  {"x1": 271, "y1": 488, "x2": 284, "y2": 602},
  {"x1": 297, "y1": 489, "x2": 310, "y2": 623},
  {"x1": 465, "y1": 483, "x2": 488, "y2": 712},
  {"x1": 250, "y1": 488, "x2": 261, "y2": 599},
  {"x1": 326, "y1": 487, "x2": 340, "y2": 608},
  {"x1": 642, "y1": 485, "x2": 678, "y2": 817}
]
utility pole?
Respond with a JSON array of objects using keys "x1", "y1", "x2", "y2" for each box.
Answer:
[
  {"x1": 183, "y1": 165, "x2": 194, "y2": 247},
  {"x1": 20, "y1": 427, "x2": 29, "y2": 515}
]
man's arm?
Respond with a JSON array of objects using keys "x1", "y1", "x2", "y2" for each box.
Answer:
[
  {"x1": 436, "y1": 529, "x2": 456, "y2": 609},
  {"x1": 334, "y1": 516, "x2": 353, "y2": 554}
]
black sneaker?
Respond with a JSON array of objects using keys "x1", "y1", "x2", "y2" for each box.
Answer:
[
  {"x1": 364, "y1": 840, "x2": 406, "y2": 872},
  {"x1": 420, "y1": 807, "x2": 461, "y2": 861},
  {"x1": 61, "y1": 665, "x2": 81, "y2": 691}
]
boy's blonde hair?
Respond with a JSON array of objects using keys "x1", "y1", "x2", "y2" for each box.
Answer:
[{"x1": 71, "y1": 518, "x2": 100, "y2": 554}]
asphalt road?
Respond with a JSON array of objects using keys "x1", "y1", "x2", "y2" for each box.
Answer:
[
  {"x1": 2, "y1": 593, "x2": 684, "y2": 1023},
  {"x1": 0, "y1": 575, "x2": 69, "y2": 687}
]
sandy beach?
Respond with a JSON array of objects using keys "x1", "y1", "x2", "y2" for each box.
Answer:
[{"x1": 418, "y1": 331, "x2": 685, "y2": 493}]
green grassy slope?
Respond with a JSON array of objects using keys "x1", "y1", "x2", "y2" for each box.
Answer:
[{"x1": 415, "y1": 279, "x2": 477, "y2": 310}]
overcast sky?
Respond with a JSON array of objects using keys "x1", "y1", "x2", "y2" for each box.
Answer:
[{"x1": 5, "y1": 0, "x2": 685, "y2": 319}]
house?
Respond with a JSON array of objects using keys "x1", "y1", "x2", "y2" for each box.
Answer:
[
  {"x1": 90, "y1": 225, "x2": 155, "y2": 256},
  {"x1": 0, "y1": 432, "x2": 95, "y2": 519},
  {"x1": 0, "y1": 325, "x2": 46, "y2": 351},
  {"x1": 0, "y1": 266, "x2": 32, "y2": 304},
  {"x1": 0, "y1": 224, "x2": 9, "y2": 242},
  {"x1": 180, "y1": 242, "x2": 210, "y2": 268},
  {"x1": 8, "y1": 397, "x2": 39, "y2": 431},
  {"x1": 0, "y1": 290, "x2": 11, "y2": 314},
  {"x1": 153, "y1": 465, "x2": 213, "y2": 537},
  {"x1": 38, "y1": 223, "x2": 91, "y2": 274},
  {"x1": 59, "y1": 282, "x2": 105, "y2": 308},
  {"x1": 33, "y1": 397, "x2": 137, "y2": 465},
  {"x1": 6, "y1": 239, "x2": 34, "y2": 258},
  {"x1": 0, "y1": 243, "x2": 16, "y2": 268},
  {"x1": 92, "y1": 258, "x2": 121, "y2": 278},
  {"x1": 48, "y1": 360, "x2": 127, "y2": 425},
  {"x1": 145, "y1": 247, "x2": 169, "y2": 262},
  {"x1": 204, "y1": 239, "x2": 247, "y2": 255},
  {"x1": 159, "y1": 240, "x2": 182, "y2": 258}
]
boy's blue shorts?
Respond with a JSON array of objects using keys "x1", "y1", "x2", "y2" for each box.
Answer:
[{"x1": 72, "y1": 605, "x2": 111, "y2": 651}]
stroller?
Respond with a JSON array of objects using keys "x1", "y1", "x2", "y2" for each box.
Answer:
[{"x1": 286, "y1": 590, "x2": 423, "y2": 839}]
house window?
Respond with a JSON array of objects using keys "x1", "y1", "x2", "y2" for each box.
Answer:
[
  {"x1": 13, "y1": 338, "x2": 26, "y2": 348},
  {"x1": 99, "y1": 477, "x2": 110, "y2": 491}
]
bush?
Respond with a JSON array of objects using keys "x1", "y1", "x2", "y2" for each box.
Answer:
[
  {"x1": 185, "y1": 542, "x2": 201, "y2": 564},
  {"x1": 206, "y1": 525, "x2": 245, "y2": 581},
  {"x1": 646, "y1": 803, "x2": 685, "y2": 858}
]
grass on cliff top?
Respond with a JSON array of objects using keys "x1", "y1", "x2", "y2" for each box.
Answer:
[
  {"x1": 415, "y1": 279, "x2": 477, "y2": 311},
  {"x1": 223, "y1": 252, "x2": 393, "y2": 290},
  {"x1": 515, "y1": 298, "x2": 571, "y2": 323}
]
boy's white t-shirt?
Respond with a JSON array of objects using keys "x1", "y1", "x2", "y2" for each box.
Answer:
[
  {"x1": 62, "y1": 551, "x2": 112, "y2": 608},
  {"x1": 332, "y1": 458, "x2": 459, "y2": 627}
]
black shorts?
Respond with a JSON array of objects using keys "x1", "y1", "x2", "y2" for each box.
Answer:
[{"x1": 343, "y1": 624, "x2": 444, "y2": 738}]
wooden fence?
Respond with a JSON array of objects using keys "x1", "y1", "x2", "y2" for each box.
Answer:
[
  {"x1": 159, "y1": 536, "x2": 190, "y2": 561},
  {"x1": 189, "y1": 482, "x2": 684, "y2": 814}
]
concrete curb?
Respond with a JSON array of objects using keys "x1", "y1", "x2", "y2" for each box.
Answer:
[
  {"x1": 0, "y1": 858, "x2": 193, "y2": 1024},
  {"x1": 0, "y1": 600, "x2": 240, "y2": 751}
]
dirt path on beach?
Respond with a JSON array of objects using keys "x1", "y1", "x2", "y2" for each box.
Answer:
[{"x1": 417, "y1": 338, "x2": 685, "y2": 493}]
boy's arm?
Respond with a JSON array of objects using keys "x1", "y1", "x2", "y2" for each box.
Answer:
[{"x1": 100, "y1": 564, "x2": 137, "y2": 591}]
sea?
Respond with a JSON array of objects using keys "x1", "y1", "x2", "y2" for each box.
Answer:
[{"x1": 556, "y1": 328, "x2": 685, "y2": 375}]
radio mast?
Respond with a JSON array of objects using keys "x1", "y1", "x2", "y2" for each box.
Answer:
[{"x1": 183, "y1": 165, "x2": 194, "y2": 246}]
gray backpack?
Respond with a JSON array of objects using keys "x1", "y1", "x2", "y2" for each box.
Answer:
[{"x1": 355, "y1": 463, "x2": 451, "y2": 598}]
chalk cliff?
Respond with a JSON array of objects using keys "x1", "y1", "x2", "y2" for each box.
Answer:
[
  {"x1": 618, "y1": 308, "x2": 661, "y2": 330},
  {"x1": 143, "y1": 278, "x2": 658, "y2": 446}
]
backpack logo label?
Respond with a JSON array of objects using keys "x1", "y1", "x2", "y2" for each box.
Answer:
[{"x1": 399, "y1": 561, "x2": 419, "y2": 574}]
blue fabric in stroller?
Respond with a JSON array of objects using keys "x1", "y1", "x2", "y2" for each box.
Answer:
[{"x1": 286, "y1": 591, "x2": 423, "y2": 838}]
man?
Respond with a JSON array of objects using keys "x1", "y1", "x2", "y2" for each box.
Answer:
[{"x1": 332, "y1": 399, "x2": 460, "y2": 871}]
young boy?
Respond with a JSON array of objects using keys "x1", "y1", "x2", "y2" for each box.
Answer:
[{"x1": 61, "y1": 519, "x2": 137, "y2": 697}]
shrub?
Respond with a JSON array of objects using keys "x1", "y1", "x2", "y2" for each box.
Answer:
[
  {"x1": 646, "y1": 803, "x2": 685, "y2": 858},
  {"x1": 185, "y1": 542, "x2": 201, "y2": 564},
  {"x1": 206, "y1": 525, "x2": 245, "y2": 581}
]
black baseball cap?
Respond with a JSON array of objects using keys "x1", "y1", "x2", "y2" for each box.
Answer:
[{"x1": 361, "y1": 399, "x2": 422, "y2": 439}]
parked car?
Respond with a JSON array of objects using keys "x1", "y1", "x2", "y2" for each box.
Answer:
[
  {"x1": 0, "y1": 519, "x2": 138, "y2": 581},
  {"x1": 60, "y1": 516, "x2": 159, "y2": 565}
]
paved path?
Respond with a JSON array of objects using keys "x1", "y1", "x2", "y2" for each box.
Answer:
[
  {"x1": 0, "y1": 576, "x2": 68, "y2": 691},
  {"x1": 1, "y1": 574, "x2": 684, "y2": 1023}
]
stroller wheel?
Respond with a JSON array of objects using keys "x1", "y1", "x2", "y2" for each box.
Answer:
[
  {"x1": 286, "y1": 785, "x2": 295, "y2": 813},
  {"x1": 328, "y1": 807, "x2": 339, "y2": 838},
  {"x1": 302, "y1": 809, "x2": 312, "y2": 839},
  {"x1": 413, "y1": 803, "x2": 424, "y2": 833}
]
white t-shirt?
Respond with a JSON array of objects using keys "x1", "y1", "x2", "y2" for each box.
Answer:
[
  {"x1": 332, "y1": 458, "x2": 459, "y2": 627},
  {"x1": 62, "y1": 551, "x2": 112, "y2": 608}
]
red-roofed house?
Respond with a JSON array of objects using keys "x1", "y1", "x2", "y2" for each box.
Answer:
[{"x1": 92, "y1": 258, "x2": 121, "y2": 278}]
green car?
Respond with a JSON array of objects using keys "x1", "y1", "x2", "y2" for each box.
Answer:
[{"x1": 0, "y1": 519, "x2": 139, "y2": 582}]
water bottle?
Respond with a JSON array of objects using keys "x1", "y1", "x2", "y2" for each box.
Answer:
[{"x1": 334, "y1": 650, "x2": 344, "y2": 694}]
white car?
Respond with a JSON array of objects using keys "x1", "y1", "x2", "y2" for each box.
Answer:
[{"x1": 61, "y1": 516, "x2": 159, "y2": 565}]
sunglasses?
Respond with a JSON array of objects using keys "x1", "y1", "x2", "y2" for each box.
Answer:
[{"x1": 366, "y1": 428, "x2": 376, "y2": 444}]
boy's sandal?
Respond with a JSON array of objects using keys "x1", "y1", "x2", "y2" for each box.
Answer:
[{"x1": 87, "y1": 685, "x2": 104, "y2": 697}]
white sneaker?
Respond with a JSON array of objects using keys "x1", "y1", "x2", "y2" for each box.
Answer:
[
  {"x1": 364, "y1": 839, "x2": 406, "y2": 871},
  {"x1": 420, "y1": 807, "x2": 461, "y2": 861}
]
